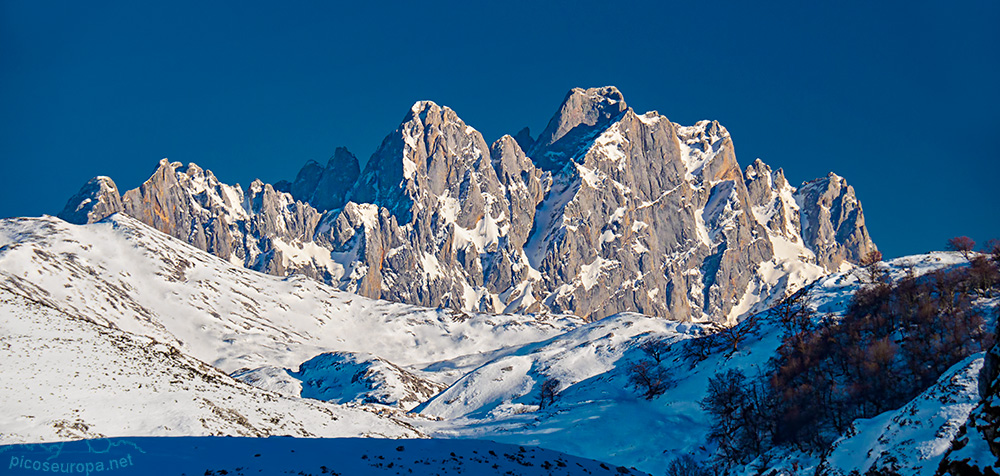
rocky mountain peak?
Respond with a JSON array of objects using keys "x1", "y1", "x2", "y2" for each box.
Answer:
[
  {"x1": 57, "y1": 176, "x2": 123, "y2": 225},
  {"x1": 489, "y1": 135, "x2": 548, "y2": 250},
  {"x1": 675, "y1": 120, "x2": 743, "y2": 183},
  {"x1": 56, "y1": 87, "x2": 880, "y2": 323},
  {"x1": 745, "y1": 158, "x2": 786, "y2": 208},
  {"x1": 512, "y1": 126, "x2": 534, "y2": 151},
  {"x1": 328, "y1": 146, "x2": 357, "y2": 168},
  {"x1": 530, "y1": 86, "x2": 629, "y2": 170},
  {"x1": 290, "y1": 160, "x2": 325, "y2": 200},
  {"x1": 349, "y1": 99, "x2": 499, "y2": 225},
  {"x1": 744, "y1": 158, "x2": 803, "y2": 243},
  {"x1": 796, "y1": 172, "x2": 877, "y2": 269}
]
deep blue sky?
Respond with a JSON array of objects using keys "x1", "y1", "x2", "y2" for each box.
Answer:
[{"x1": 2, "y1": 1, "x2": 997, "y2": 258}]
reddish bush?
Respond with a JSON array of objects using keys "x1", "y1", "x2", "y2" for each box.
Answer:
[{"x1": 947, "y1": 236, "x2": 976, "y2": 260}]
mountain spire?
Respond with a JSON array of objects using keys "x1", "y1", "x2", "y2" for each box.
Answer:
[{"x1": 530, "y1": 86, "x2": 628, "y2": 170}]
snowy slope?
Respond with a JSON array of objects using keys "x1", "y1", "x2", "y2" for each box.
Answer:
[
  {"x1": 0, "y1": 212, "x2": 989, "y2": 475},
  {"x1": 409, "y1": 252, "x2": 983, "y2": 475},
  {"x1": 1, "y1": 437, "x2": 650, "y2": 476},
  {"x1": 0, "y1": 215, "x2": 581, "y2": 387},
  {"x1": 820, "y1": 354, "x2": 984, "y2": 476},
  {"x1": 416, "y1": 311, "x2": 774, "y2": 474},
  {"x1": 416, "y1": 313, "x2": 705, "y2": 420},
  {"x1": 290, "y1": 351, "x2": 448, "y2": 410},
  {"x1": 0, "y1": 288, "x2": 419, "y2": 444}
]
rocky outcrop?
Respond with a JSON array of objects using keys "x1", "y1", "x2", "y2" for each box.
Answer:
[
  {"x1": 60, "y1": 159, "x2": 331, "y2": 283},
  {"x1": 120, "y1": 160, "x2": 245, "y2": 259},
  {"x1": 58, "y1": 86, "x2": 878, "y2": 323},
  {"x1": 490, "y1": 134, "x2": 548, "y2": 251},
  {"x1": 745, "y1": 159, "x2": 801, "y2": 240},
  {"x1": 315, "y1": 101, "x2": 541, "y2": 311},
  {"x1": 796, "y1": 173, "x2": 876, "y2": 269},
  {"x1": 744, "y1": 158, "x2": 877, "y2": 273},
  {"x1": 938, "y1": 321, "x2": 1000, "y2": 475},
  {"x1": 512, "y1": 126, "x2": 535, "y2": 152},
  {"x1": 58, "y1": 176, "x2": 123, "y2": 225}
]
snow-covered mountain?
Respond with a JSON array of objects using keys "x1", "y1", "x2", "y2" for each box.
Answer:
[
  {"x1": 0, "y1": 286, "x2": 420, "y2": 443},
  {"x1": 410, "y1": 252, "x2": 995, "y2": 475},
  {"x1": 58, "y1": 86, "x2": 875, "y2": 323},
  {"x1": 10, "y1": 87, "x2": 994, "y2": 474},
  {"x1": 0, "y1": 214, "x2": 579, "y2": 385},
  {"x1": 1, "y1": 213, "x2": 994, "y2": 474}
]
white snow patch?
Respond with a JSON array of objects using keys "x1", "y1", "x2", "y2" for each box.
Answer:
[
  {"x1": 578, "y1": 256, "x2": 613, "y2": 291},
  {"x1": 599, "y1": 229, "x2": 616, "y2": 244},
  {"x1": 592, "y1": 122, "x2": 627, "y2": 163},
  {"x1": 270, "y1": 238, "x2": 345, "y2": 280}
]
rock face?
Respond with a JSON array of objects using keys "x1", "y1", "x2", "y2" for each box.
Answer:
[
  {"x1": 59, "y1": 159, "x2": 333, "y2": 283},
  {"x1": 530, "y1": 86, "x2": 629, "y2": 171},
  {"x1": 744, "y1": 159, "x2": 802, "y2": 240},
  {"x1": 796, "y1": 173, "x2": 877, "y2": 270},
  {"x1": 743, "y1": 158, "x2": 878, "y2": 270},
  {"x1": 58, "y1": 87, "x2": 878, "y2": 323},
  {"x1": 523, "y1": 108, "x2": 776, "y2": 321},
  {"x1": 58, "y1": 176, "x2": 123, "y2": 225},
  {"x1": 313, "y1": 101, "x2": 543, "y2": 311}
]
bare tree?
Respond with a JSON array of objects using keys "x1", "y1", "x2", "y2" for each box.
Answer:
[
  {"x1": 665, "y1": 455, "x2": 711, "y2": 476},
  {"x1": 983, "y1": 238, "x2": 1000, "y2": 264},
  {"x1": 947, "y1": 236, "x2": 976, "y2": 260},
  {"x1": 709, "y1": 314, "x2": 759, "y2": 354},
  {"x1": 627, "y1": 361, "x2": 671, "y2": 400},
  {"x1": 682, "y1": 332, "x2": 718, "y2": 366},
  {"x1": 701, "y1": 369, "x2": 751, "y2": 466},
  {"x1": 858, "y1": 249, "x2": 885, "y2": 283},
  {"x1": 772, "y1": 289, "x2": 814, "y2": 334},
  {"x1": 639, "y1": 337, "x2": 671, "y2": 364},
  {"x1": 968, "y1": 256, "x2": 1000, "y2": 295},
  {"x1": 538, "y1": 378, "x2": 560, "y2": 408}
]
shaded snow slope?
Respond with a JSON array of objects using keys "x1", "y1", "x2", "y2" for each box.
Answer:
[
  {"x1": 291, "y1": 351, "x2": 447, "y2": 410},
  {"x1": 820, "y1": 354, "x2": 984, "y2": 476},
  {"x1": 416, "y1": 313, "x2": 705, "y2": 420},
  {"x1": 0, "y1": 437, "x2": 650, "y2": 476},
  {"x1": 417, "y1": 311, "x2": 779, "y2": 474}
]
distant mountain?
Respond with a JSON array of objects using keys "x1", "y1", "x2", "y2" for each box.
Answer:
[{"x1": 58, "y1": 87, "x2": 876, "y2": 322}]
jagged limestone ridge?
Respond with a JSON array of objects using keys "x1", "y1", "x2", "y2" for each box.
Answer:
[{"x1": 58, "y1": 87, "x2": 878, "y2": 322}]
